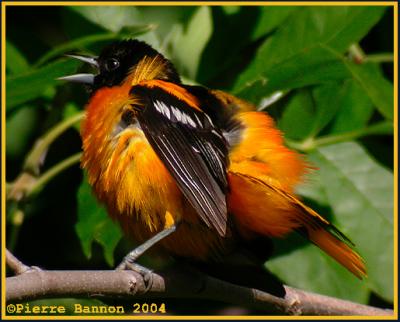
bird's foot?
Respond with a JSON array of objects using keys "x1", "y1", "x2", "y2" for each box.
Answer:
[{"x1": 116, "y1": 258, "x2": 153, "y2": 292}]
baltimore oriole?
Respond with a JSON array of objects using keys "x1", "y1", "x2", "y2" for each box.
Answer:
[{"x1": 60, "y1": 39, "x2": 366, "y2": 284}]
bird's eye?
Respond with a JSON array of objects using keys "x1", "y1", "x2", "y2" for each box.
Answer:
[{"x1": 104, "y1": 58, "x2": 120, "y2": 71}]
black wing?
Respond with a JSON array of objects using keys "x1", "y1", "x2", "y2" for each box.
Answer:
[{"x1": 132, "y1": 85, "x2": 229, "y2": 236}]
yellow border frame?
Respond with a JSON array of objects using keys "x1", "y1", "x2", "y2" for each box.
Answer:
[{"x1": 1, "y1": 1, "x2": 398, "y2": 320}]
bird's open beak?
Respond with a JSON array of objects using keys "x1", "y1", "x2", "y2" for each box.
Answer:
[{"x1": 57, "y1": 54, "x2": 99, "y2": 85}]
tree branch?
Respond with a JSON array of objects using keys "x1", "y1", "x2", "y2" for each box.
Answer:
[
  {"x1": 5, "y1": 252, "x2": 393, "y2": 316},
  {"x1": 5, "y1": 249, "x2": 32, "y2": 275}
]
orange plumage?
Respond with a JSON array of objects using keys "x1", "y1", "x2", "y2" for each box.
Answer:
[{"x1": 73, "y1": 39, "x2": 366, "y2": 279}]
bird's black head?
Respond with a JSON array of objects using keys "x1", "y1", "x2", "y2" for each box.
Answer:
[{"x1": 59, "y1": 39, "x2": 181, "y2": 93}]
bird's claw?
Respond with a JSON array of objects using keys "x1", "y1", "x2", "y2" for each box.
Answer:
[
  {"x1": 116, "y1": 259, "x2": 154, "y2": 292},
  {"x1": 142, "y1": 270, "x2": 154, "y2": 293}
]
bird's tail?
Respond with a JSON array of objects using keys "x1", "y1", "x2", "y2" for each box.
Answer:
[
  {"x1": 306, "y1": 224, "x2": 366, "y2": 279},
  {"x1": 228, "y1": 172, "x2": 367, "y2": 279}
]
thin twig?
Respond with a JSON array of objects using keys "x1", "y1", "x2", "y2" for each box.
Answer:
[
  {"x1": 286, "y1": 121, "x2": 393, "y2": 152},
  {"x1": 5, "y1": 249, "x2": 32, "y2": 276},
  {"x1": 28, "y1": 152, "x2": 82, "y2": 198},
  {"x1": 23, "y1": 112, "x2": 84, "y2": 176},
  {"x1": 364, "y1": 53, "x2": 394, "y2": 63}
]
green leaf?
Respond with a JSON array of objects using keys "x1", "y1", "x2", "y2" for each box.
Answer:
[
  {"x1": 70, "y1": 6, "x2": 142, "y2": 32},
  {"x1": 312, "y1": 142, "x2": 393, "y2": 301},
  {"x1": 197, "y1": 7, "x2": 260, "y2": 85},
  {"x1": 325, "y1": 7, "x2": 387, "y2": 52},
  {"x1": 34, "y1": 25, "x2": 153, "y2": 67},
  {"x1": 169, "y1": 6, "x2": 213, "y2": 79},
  {"x1": 234, "y1": 6, "x2": 386, "y2": 100},
  {"x1": 251, "y1": 6, "x2": 296, "y2": 40},
  {"x1": 296, "y1": 169, "x2": 329, "y2": 206},
  {"x1": 268, "y1": 235, "x2": 369, "y2": 303},
  {"x1": 237, "y1": 46, "x2": 349, "y2": 103},
  {"x1": 342, "y1": 62, "x2": 393, "y2": 120},
  {"x1": 6, "y1": 41, "x2": 30, "y2": 75},
  {"x1": 269, "y1": 141, "x2": 393, "y2": 302},
  {"x1": 329, "y1": 79, "x2": 374, "y2": 134},
  {"x1": 280, "y1": 82, "x2": 346, "y2": 141},
  {"x1": 362, "y1": 121, "x2": 393, "y2": 136},
  {"x1": 6, "y1": 106, "x2": 39, "y2": 158},
  {"x1": 237, "y1": 46, "x2": 393, "y2": 127},
  {"x1": 279, "y1": 89, "x2": 316, "y2": 140},
  {"x1": 319, "y1": 45, "x2": 393, "y2": 121},
  {"x1": 61, "y1": 6, "x2": 110, "y2": 40},
  {"x1": 76, "y1": 178, "x2": 122, "y2": 266},
  {"x1": 222, "y1": 6, "x2": 241, "y2": 15},
  {"x1": 310, "y1": 82, "x2": 344, "y2": 137},
  {"x1": 137, "y1": 6, "x2": 197, "y2": 40},
  {"x1": 6, "y1": 59, "x2": 79, "y2": 111}
]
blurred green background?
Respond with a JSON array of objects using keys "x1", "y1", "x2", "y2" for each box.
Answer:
[{"x1": 5, "y1": 5, "x2": 394, "y2": 315}]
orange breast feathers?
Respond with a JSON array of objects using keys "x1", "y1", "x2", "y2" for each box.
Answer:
[{"x1": 81, "y1": 82, "x2": 183, "y2": 232}]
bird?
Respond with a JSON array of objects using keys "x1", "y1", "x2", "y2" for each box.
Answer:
[{"x1": 59, "y1": 39, "x2": 366, "y2": 286}]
